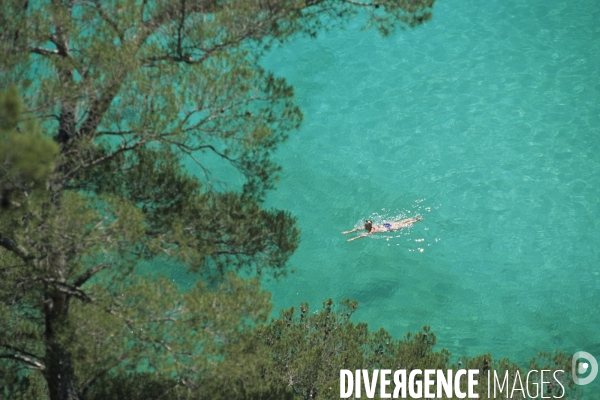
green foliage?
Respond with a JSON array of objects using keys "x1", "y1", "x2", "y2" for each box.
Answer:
[
  {"x1": 0, "y1": 368, "x2": 48, "y2": 400},
  {"x1": 260, "y1": 300, "x2": 577, "y2": 400},
  {"x1": 65, "y1": 273, "x2": 272, "y2": 397},
  {"x1": 528, "y1": 351, "x2": 576, "y2": 398},
  {"x1": 259, "y1": 299, "x2": 449, "y2": 399},
  {"x1": 0, "y1": 85, "x2": 23, "y2": 131},
  {"x1": 0, "y1": 87, "x2": 59, "y2": 208},
  {"x1": 1, "y1": 130, "x2": 58, "y2": 181}
]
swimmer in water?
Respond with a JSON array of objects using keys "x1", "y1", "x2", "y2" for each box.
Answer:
[{"x1": 342, "y1": 217, "x2": 423, "y2": 242}]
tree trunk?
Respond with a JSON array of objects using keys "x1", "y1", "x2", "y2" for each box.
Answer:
[{"x1": 44, "y1": 290, "x2": 80, "y2": 400}]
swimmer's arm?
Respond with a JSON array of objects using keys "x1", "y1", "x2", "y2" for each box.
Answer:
[
  {"x1": 347, "y1": 232, "x2": 370, "y2": 242},
  {"x1": 342, "y1": 227, "x2": 362, "y2": 234}
]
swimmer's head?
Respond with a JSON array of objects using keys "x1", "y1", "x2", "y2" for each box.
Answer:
[{"x1": 364, "y1": 220, "x2": 373, "y2": 231}]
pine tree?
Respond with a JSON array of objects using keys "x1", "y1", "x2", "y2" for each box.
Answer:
[{"x1": 260, "y1": 299, "x2": 576, "y2": 399}]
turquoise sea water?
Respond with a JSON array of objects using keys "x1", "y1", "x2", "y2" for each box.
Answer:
[{"x1": 254, "y1": 0, "x2": 600, "y2": 392}]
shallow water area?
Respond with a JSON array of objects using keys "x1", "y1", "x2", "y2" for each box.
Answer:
[{"x1": 255, "y1": 0, "x2": 600, "y2": 393}]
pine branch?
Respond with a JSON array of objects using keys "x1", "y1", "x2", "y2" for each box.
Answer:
[
  {"x1": 29, "y1": 46, "x2": 60, "y2": 56},
  {"x1": 0, "y1": 344, "x2": 42, "y2": 361},
  {"x1": 0, "y1": 234, "x2": 33, "y2": 262},
  {"x1": 0, "y1": 353, "x2": 45, "y2": 370},
  {"x1": 73, "y1": 262, "x2": 114, "y2": 287}
]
